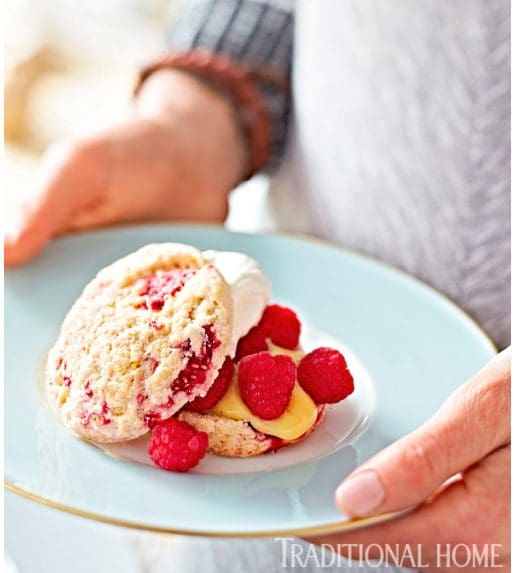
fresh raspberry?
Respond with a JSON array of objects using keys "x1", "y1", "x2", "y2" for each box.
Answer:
[
  {"x1": 259, "y1": 304, "x2": 301, "y2": 349},
  {"x1": 235, "y1": 326, "x2": 268, "y2": 360},
  {"x1": 297, "y1": 347, "x2": 354, "y2": 404},
  {"x1": 238, "y1": 352, "x2": 296, "y2": 419},
  {"x1": 235, "y1": 304, "x2": 301, "y2": 360},
  {"x1": 148, "y1": 418, "x2": 208, "y2": 472},
  {"x1": 186, "y1": 357, "x2": 234, "y2": 412}
]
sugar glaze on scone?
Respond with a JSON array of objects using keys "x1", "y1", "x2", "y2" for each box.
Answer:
[{"x1": 46, "y1": 243, "x2": 233, "y2": 443}]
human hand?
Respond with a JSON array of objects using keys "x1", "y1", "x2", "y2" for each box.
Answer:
[
  {"x1": 307, "y1": 348, "x2": 511, "y2": 571},
  {"x1": 5, "y1": 69, "x2": 247, "y2": 266}
]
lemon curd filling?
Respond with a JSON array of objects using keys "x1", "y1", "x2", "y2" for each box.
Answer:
[{"x1": 212, "y1": 343, "x2": 318, "y2": 440}]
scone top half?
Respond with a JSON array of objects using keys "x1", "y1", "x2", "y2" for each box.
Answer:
[{"x1": 46, "y1": 243, "x2": 233, "y2": 443}]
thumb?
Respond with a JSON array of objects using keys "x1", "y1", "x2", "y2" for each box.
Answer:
[
  {"x1": 4, "y1": 201, "x2": 56, "y2": 266},
  {"x1": 336, "y1": 348, "x2": 510, "y2": 517}
]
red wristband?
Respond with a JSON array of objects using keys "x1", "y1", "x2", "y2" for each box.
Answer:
[{"x1": 135, "y1": 49, "x2": 272, "y2": 179}]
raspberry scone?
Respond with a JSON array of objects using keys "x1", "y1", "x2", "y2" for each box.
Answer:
[{"x1": 46, "y1": 243, "x2": 233, "y2": 443}]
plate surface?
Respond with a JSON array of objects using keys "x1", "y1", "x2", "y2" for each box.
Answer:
[{"x1": 5, "y1": 225, "x2": 496, "y2": 536}]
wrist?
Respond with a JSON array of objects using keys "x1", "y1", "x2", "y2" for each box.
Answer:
[{"x1": 135, "y1": 68, "x2": 248, "y2": 188}]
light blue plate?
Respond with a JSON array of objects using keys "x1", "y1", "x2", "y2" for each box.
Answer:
[{"x1": 5, "y1": 225, "x2": 496, "y2": 536}]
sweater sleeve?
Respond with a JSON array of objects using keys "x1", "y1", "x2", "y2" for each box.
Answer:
[{"x1": 166, "y1": 0, "x2": 294, "y2": 168}]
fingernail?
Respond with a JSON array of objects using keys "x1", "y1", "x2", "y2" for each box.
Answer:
[{"x1": 335, "y1": 469, "x2": 386, "y2": 516}]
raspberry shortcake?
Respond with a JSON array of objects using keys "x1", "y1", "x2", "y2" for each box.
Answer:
[{"x1": 46, "y1": 244, "x2": 355, "y2": 472}]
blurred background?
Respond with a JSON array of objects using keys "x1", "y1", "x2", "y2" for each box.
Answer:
[
  {"x1": 5, "y1": 0, "x2": 166, "y2": 148},
  {"x1": 5, "y1": 0, "x2": 166, "y2": 222},
  {"x1": 4, "y1": 3, "x2": 265, "y2": 570}
]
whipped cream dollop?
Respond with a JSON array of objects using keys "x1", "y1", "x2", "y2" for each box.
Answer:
[{"x1": 203, "y1": 250, "x2": 271, "y2": 355}]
